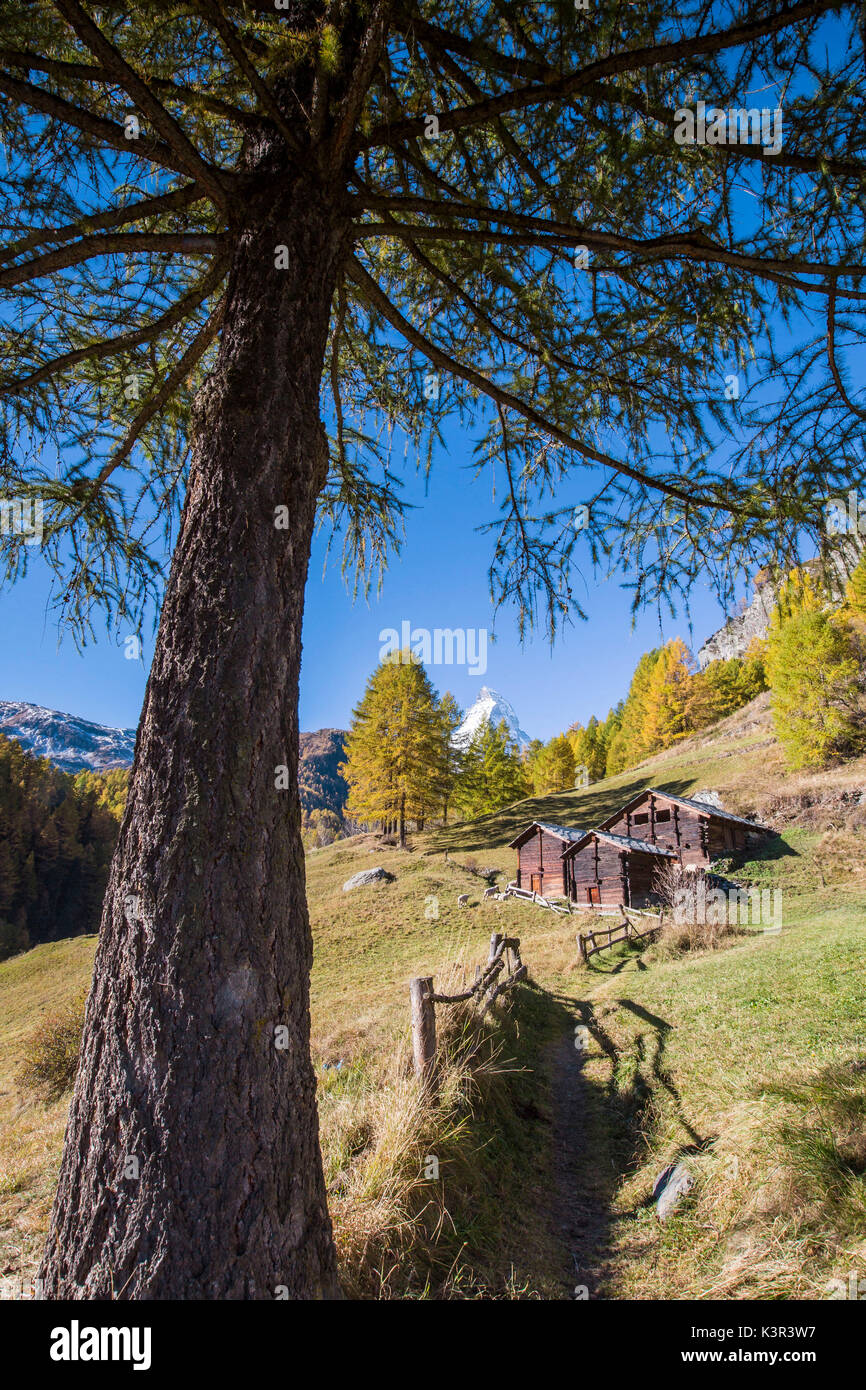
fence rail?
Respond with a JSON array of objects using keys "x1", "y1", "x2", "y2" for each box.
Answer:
[
  {"x1": 410, "y1": 932, "x2": 527, "y2": 1089},
  {"x1": 577, "y1": 906, "x2": 664, "y2": 961},
  {"x1": 503, "y1": 881, "x2": 571, "y2": 915}
]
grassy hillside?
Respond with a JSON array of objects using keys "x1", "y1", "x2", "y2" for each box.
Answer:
[{"x1": 2, "y1": 693, "x2": 865, "y2": 1298}]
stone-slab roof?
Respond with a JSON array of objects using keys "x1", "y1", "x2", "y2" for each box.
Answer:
[{"x1": 563, "y1": 829, "x2": 678, "y2": 858}]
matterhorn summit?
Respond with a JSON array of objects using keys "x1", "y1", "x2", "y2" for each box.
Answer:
[{"x1": 452, "y1": 687, "x2": 531, "y2": 751}]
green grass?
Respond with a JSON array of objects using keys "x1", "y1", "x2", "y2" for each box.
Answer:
[
  {"x1": 2, "y1": 693, "x2": 865, "y2": 1298},
  {"x1": 571, "y1": 896, "x2": 866, "y2": 1298}
]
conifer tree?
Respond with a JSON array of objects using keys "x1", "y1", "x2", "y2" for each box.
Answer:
[
  {"x1": 567, "y1": 715, "x2": 607, "y2": 783},
  {"x1": 529, "y1": 732, "x2": 576, "y2": 793},
  {"x1": 605, "y1": 649, "x2": 662, "y2": 773},
  {"x1": 454, "y1": 718, "x2": 526, "y2": 816},
  {"x1": 434, "y1": 691, "x2": 462, "y2": 824},
  {"x1": 0, "y1": 0, "x2": 862, "y2": 1298},
  {"x1": 343, "y1": 651, "x2": 445, "y2": 844},
  {"x1": 842, "y1": 547, "x2": 866, "y2": 623},
  {"x1": 642, "y1": 638, "x2": 694, "y2": 748},
  {"x1": 766, "y1": 609, "x2": 864, "y2": 767}
]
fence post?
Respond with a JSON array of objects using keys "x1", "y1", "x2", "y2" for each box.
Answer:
[
  {"x1": 489, "y1": 932, "x2": 502, "y2": 965},
  {"x1": 577, "y1": 932, "x2": 587, "y2": 962},
  {"x1": 410, "y1": 977, "x2": 437, "y2": 1089}
]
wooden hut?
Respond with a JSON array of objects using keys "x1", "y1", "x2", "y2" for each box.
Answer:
[
  {"x1": 561, "y1": 830, "x2": 677, "y2": 909},
  {"x1": 508, "y1": 822, "x2": 584, "y2": 898},
  {"x1": 597, "y1": 788, "x2": 775, "y2": 866}
]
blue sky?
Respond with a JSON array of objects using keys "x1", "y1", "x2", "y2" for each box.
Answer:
[
  {"x1": 2, "y1": 10, "x2": 855, "y2": 745},
  {"x1": 1, "y1": 416, "x2": 740, "y2": 743}
]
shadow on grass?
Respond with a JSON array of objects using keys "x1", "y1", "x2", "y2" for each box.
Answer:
[
  {"x1": 495, "y1": 972, "x2": 707, "y2": 1298},
  {"x1": 426, "y1": 775, "x2": 700, "y2": 856},
  {"x1": 736, "y1": 834, "x2": 799, "y2": 867},
  {"x1": 366, "y1": 965, "x2": 710, "y2": 1298}
]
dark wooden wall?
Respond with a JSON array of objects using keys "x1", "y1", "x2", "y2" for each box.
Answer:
[
  {"x1": 565, "y1": 839, "x2": 670, "y2": 909},
  {"x1": 566, "y1": 838, "x2": 628, "y2": 907},
  {"x1": 516, "y1": 828, "x2": 568, "y2": 896},
  {"x1": 604, "y1": 793, "x2": 759, "y2": 865}
]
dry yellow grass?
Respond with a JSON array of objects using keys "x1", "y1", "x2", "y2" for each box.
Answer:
[{"x1": 2, "y1": 691, "x2": 865, "y2": 1299}]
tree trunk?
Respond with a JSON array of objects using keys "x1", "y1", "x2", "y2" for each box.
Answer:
[{"x1": 40, "y1": 174, "x2": 351, "y2": 1299}]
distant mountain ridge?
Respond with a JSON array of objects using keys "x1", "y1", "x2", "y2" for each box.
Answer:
[
  {"x1": 0, "y1": 700, "x2": 137, "y2": 773},
  {"x1": 298, "y1": 728, "x2": 348, "y2": 821},
  {"x1": 0, "y1": 699, "x2": 350, "y2": 819}
]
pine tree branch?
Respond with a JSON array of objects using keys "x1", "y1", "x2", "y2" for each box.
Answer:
[
  {"x1": 329, "y1": 0, "x2": 395, "y2": 171},
  {"x1": 0, "y1": 67, "x2": 192, "y2": 178},
  {"x1": 0, "y1": 232, "x2": 222, "y2": 290},
  {"x1": 2, "y1": 256, "x2": 228, "y2": 394},
  {"x1": 0, "y1": 185, "x2": 205, "y2": 268},
  {"x1": 361, "y1": 0, "x2": 842, "y2": 149},
  {"x1": 195, "y1": 0, "x2": 302, "y2": 156},
  {"x1": 386, "y1": 219, "x2": 638, "y2": 397},
  {"x1": 420, "y1": 39, "x2": 552, "y2": 203},
  {"x1": 392, "y1": 10, "x2": 551, "y2": 84},
  {"x1": 347, "y1": 253, "x2": 739, "y2": 514},
  {"x1": 62, "y1": 297, "x2": 225, "y2": 525},
  {"x1": 581, "y1": 79, "x2": 866, "y2": 181},
  {"x1": 827, "y1": 275, "x2": 866, "y2": 421},
  {"x1": 51, "y1": 0, "x2": 229, "y2": 208},
  {"x1": 354, "y1": 210, "x2": 866, "y2": 298},
  {"x1": 0, "y1": 44, "x2": 261, "y2": 128}
]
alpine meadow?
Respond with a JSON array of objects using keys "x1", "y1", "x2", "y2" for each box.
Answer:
[{"x1": 0, "y1": 0, "x2": 865, "y2": 1324}]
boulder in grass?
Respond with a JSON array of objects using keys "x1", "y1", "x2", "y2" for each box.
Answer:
[
  {"x1": 342, "y1": 867, "x2": 395, "y2": 892},
  {"x1": 653, "y1": 1162, "x2": 694, "y2": 1221}
]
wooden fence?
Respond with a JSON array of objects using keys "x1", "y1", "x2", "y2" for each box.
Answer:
[
  {"x1": 410, "y1": 932, "x2": 527, "y2": 1089},
  {"x1": 503, "y1": 881, "x2": 571, "y2": 915},
  {"x1": 577, "y1": 906, "x2": 664, "y2": 961}
]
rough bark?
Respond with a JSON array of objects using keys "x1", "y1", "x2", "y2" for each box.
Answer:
[{"x1": 40, "y1": 168, "x2": 352, "y2": 1299}]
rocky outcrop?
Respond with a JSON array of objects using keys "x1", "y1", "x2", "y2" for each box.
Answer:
[
  {"x1": 342, "y1": 867, "x2": 395, "y2": 891},
  {"x1": 696, "y1": 548, "x2": 861, "y2": 670},
  {"x1": 696, "y1": 579, "x2": 776, "y2": 668}
]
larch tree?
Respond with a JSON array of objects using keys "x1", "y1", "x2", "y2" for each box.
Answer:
[
  {"x1": 842, "y1": 546, "x2": 866, "y2": 621},
  {"x1": 766, "y1": 606, "x2": 864, "y2": 765},
  {"x1": 529, "y1": 731, "x2": 576, "y2": 793},
  {"x1": 455, "y1": 717, "x2": 526, "y2": 815},
  {"x1": 343, "y1": 651, "x2": 445, "y2": 842},
  {"x1": 0, "y1": 0, "x2": 863, "y2": 1298},
  {"x1": 642, "y1": 635, "x2": 693, "y2": 748},
  {"x1": 433, "y1": 689, "x2": 462, "y2": 823},
  {"x1": 604, "y1": 647, "x2": 662, "y2": 772}
]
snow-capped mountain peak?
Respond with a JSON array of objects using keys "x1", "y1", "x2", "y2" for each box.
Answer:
[
  {"x1": 0, "y1": 700, "x2": 137, "y2": 774},
  {"x1": 452, "y1": 686, "x2": 531, "y2": 751}
]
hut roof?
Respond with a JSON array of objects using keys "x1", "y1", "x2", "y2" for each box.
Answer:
[
  {"x1": 562, "y1": 829, "x2": 679, "y2": 859},
  {"x1": 508, "y1": 821, "x2": 585, "y2": 849},
  {"x1": 598, "y1": 788, "x2": 774, "y2": 833}
]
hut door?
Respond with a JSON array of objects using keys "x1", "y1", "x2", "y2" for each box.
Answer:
[
  {"x1": 585, "y1": 885, "x2": 600, "y2": 906},
  {"x1": 530, "y1": 874, "x2": 542, "y2": 894}
]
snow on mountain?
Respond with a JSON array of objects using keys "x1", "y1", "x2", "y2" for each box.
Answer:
[
  {"x1": 452, "y1": 686, "x2": 531, "y2": 752},
  {"x1": 0, "y1": 700, "x2": 137, "y2": 774}
]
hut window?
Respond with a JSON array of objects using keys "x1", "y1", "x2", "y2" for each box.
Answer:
[
  {"x1": 633, "y1": 812, "x2": 649, "y2": 824},
  {"x1": 655, "y1": 809, "x2": 671, "y2": 823}
]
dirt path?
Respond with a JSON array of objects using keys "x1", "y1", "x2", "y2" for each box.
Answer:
[{"x1": 545, "y1": 1000, "x2": 619, "y2": 1299}]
